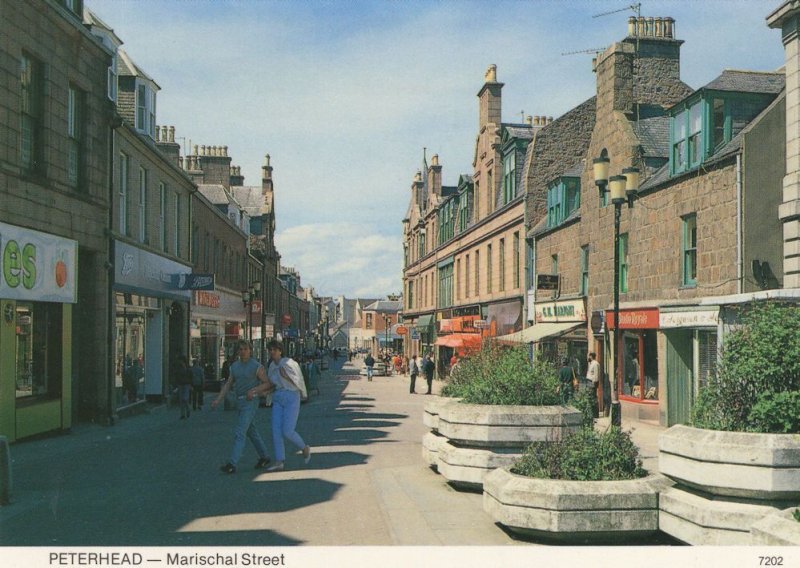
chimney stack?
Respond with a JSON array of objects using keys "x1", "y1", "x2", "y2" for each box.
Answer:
[
  {"x1": 478, "y1": 64, "x2": 503, "y2": 129},
  {"x1": 262, "y1": 154, "x2": 273, "y2": 196},
  {"x1": 155, "y1": 124, "x2": 181, "y2": 167}
]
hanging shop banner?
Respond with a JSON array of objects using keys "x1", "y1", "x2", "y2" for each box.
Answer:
[
  {"x1": 176, "y1": 273, "x2": 215, "y2": 291},
  {"x1": 534, "y1": 298, "x2": 586, "y2": 323},
  {"x1": 605, "y1": 308, "x2": 659, "y2": 329},
  {"x1": 0, "y1": 221, "x2": 77, "y2": 303}
]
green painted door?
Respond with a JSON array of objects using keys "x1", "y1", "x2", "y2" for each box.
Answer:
[{"x1": 666, "y1": 331, "x2": 693, "y2": 425}]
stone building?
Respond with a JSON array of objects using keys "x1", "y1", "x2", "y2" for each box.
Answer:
[
  {"x1": 0, "y1": 0, "x2": 112, "y2": 441},
  {"x1": 530, "y1": 15, "x2": 789, "y2": 426},
  {"x1": 401, "y1": 66, "x2": 543, "y2": 365},
  {"x1": 105, "y1": 43, "x2": 195, "y2": 413}
]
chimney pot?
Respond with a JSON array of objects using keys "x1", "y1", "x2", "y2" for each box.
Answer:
[
  {"x1": 193, "y1": 145, "x2": 199, "y2": 156},
  {"x1": 223, "y1": 145, "x2": 228, "y2": 157},
  {"x1": 213, "y1": 145, "x2": 219, "y2": 156},
  {"x1": 155, "y1": 126, "x2": 161, "y2": 141},
  {"x1": 431, "y1": 154, "x2": 439, "y2": 166},
  {"x1": 548, "y1": 116, "x2": 553, "y2": 124},
  {"x1": 169, "y1": 126, "x2": 175, "y2": 142},
  {"x1": 525, "y1": 115, "x2": 533, "y2": 125},
  {"x1": 201, "y1": 145, "x2": 206, "y2": 156},
  {"x1": 485, "y1": 64, "x2": 497, "y2": 83},
  {"x1": 628, "y1": 16, "x2": 636, "y2": 36},
  {"x1": 655, "y1": 17, "x2": 663, "y2": 38},
  {"x1": 647, "y1": 17, "x2": 655, "y2": 36},
  {"x1": 665, "y1": 17, "x2": 675, "y2": 38},
  {"x1": 264, "y1": 154, "x2": 271, "y2": 168},
  {"x1": 637, "y1": 17, "x2": 645, "y2": 36}
]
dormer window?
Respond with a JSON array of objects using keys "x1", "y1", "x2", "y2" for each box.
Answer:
[
  {"x1": 670, "y1": 91, "x2": 774, "y2": 176},
  {"x1": 546, "y1": 176, "x2": 580, "y2": 228},
  {"x1": 136, "y1": 81, "x2": 156, "y2": 139},
  {"x1": 63, "y1": 0, "x2": 82, "y2": 16}
]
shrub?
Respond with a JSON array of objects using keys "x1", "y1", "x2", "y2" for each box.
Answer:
[
  {"x1": 511, "y1": 427, "x2": 646, "y2": 481},
  {"x1": 571, "y1": 386, "x2": 597, "y2": 430},
  {"x1": 441, "y1": 344, "x2": 560, "y2": 406},
  {"x1": 692, "y1": 303, "x2": 800, "y2": 433},
  {"x1": 793, "y1": 509, "x2": 800, "y2": 523},
  {"x1": 746, "y1": 391, "x2": 800, "y2": 434}
]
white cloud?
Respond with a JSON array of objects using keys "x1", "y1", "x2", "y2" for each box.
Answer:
[{"x1": 275, "y1": 223, "x2": 402, "y2": 297}]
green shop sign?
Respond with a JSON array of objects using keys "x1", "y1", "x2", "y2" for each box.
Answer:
[{"x1": 0, "y1": 221, "x2": 77, "y2": 303}]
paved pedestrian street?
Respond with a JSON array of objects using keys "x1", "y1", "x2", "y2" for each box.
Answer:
[{"x1": 0, "y1": 359, "x2": 520, "y2": 547}]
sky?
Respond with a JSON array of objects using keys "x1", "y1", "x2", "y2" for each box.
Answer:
[{"x1": 86, "y1": 0, "x2": 786, "y2": 298}]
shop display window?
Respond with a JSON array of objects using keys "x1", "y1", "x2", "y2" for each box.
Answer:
[
  {"x1": 115, "y1": 310, "x2": 146, "y2": 407},
  {"x1": 14, "y1": 302, "x2": 63, "y2": 401},
  {"x1": 621, "y1": 331, "x2": 658, "y2": 401}
]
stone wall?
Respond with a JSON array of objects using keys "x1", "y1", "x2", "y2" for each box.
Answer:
[{"x1": 191, "y1": 192, "x2": 248, "y2": 292}]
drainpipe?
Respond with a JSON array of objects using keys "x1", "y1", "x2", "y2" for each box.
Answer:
[
  {"x1": 736, "y1": 152, "x2": 743, "y2": 294},
  {"x1": 107, "y1": 113, "x2": 121, "y2": 426}
]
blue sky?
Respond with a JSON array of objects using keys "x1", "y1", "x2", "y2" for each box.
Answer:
[{"x1": 87, "y1": 0, "x2": 785, "y2": 298}]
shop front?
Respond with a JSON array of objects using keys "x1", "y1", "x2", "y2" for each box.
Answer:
[
  {"x1": 113, "y1": 240, "x2": 191, "y2": 410},
  {"x1": 533, "y1": 298, "x2": 588, "y2": 378},
  {"x1": 660, "y1": 306, "x2": 720, "y2": 426},
  {"x1": 606, "y1": 308, "x2": 660, "y2": 423},
  {"x1": 189, "y1": 289, "x2": 246, "y2": 383},
  {"x1": 0, "y1": 221, "x2": 78, "y2": 442}
]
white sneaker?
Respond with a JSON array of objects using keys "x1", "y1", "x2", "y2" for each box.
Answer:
[{"x1": 302, "y1": 446, "x2": 311, "y2": 464}]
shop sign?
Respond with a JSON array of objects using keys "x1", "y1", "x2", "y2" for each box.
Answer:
[
  {"x1": 537, "y1": 274, "x2": 560, "y2": 291},
  {"x1": 439, "y1": 319, "x2": 454, "y2": 332},
  {"x1": 606, "y1": 308, "x2": 659, "y2": 329},
  {"x1": 534, "y1": 299, "x2": 586, "y2": 323},
  {"x1": 659, "y1": 308, "x2": 719, "y2": 329},
  {"x1": 410, "y1": 329, "x2": 420, "y2": 340},
  {"x1": 114, "y1": 240, "x2": 191, "y2": 299},
  {"x1": 396, "y1": 325, "x2": 408, "y2": 335},
  {"x1": 176, "y1": 273, "x2": 215, "y2": 291},
  {"x1": 194, "y1": 291, "x2": 220, "y2": 309},
  {"x1": 284, "y1": 328, "x2": 299, "y2": 338},
  {"x1": 0, "y1": 221, "x2": 78, "y2": 303},
  {"x1": 453, "y1": 305, "x2": 480, "y2": 317}
]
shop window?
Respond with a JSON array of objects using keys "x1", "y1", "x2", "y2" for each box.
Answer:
[
  {"x1": 697, "y1": 330, "x2": 718, "y2": 392},
  {"x1": 621, "y1": 331, "x2": 658, "y2": 401},
  {"x1": 115, "y1": 309, "x2": 146, "y2": 407},
  {"x1": 499, "y1": 238, "x2": 506, "y2": 292},
  {"x1": 15, "y1": 302, "x2": 63, "y2": 401},
  {"x1": 682, "y1": 214, "x2": 697, "y2": 286}
]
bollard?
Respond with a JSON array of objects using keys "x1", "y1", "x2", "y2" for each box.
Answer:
[{"x1": 0, "y1": 435, "x2": 11, "y2": 505}]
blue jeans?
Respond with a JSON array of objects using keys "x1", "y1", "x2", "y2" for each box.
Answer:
[
  {"x1": 366, "y1": 366, "x2": 373, "y2": 379},
  {"x1": 230, "y1": 397, "x2": 270, "y2": 466},
  {"x1": 271, "y1": 389, "x2": 306, "y2": 462}
]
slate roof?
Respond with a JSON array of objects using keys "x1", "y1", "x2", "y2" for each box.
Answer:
[
  {"x1": 528, "y1": 209, "x2": 580, "y2": 239},
  {"x1": 441, "y1": 185, "x2": 459, "y2": 198},
  {"x1": 704, "y1": 69, "x2": 785, "y2": 95},
  {"x1": 503, "y1": 123, "x2": 535, "y2": 141},
  {"x1": 364, "y1": 300, "x2": 402, "y2": 313},
  {"x1": 197, "y1": 184, "x2": 231, "y2": 206},
  {"x1": 117, "y1": 50, "x2": 159, "y2": 88},
  {"x1": 636, "y1": 116, "x2": 671, "y2": 159},
  {"x1": 83, "y1": 9, "x2": 123, "y2": 45},
  {"x1": 562, "y1": 162, "x2": 584, "y2": 178},
  {"x1": 232, "y1": 186, "x2": 272, "y2": 216}
]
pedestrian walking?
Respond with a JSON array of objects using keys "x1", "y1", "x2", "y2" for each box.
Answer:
[
  {"x1": 423, "y1": 353, "x2": 435, "y2": 395},
  {"x1": 586, "y1": 352, "x2": 600, "y2": 417},
  {"x1": 211, "y1": 340, "x2": 271, "y2": 474},
  {"x1": 409, "y1": 354, "x2": 419, "y2": 394},
  {"x1": 191, "y1": 358, "x2": 204, "y2": 410},
  {"x1": 558, "y1": 357, "x2": 575, "y2": 404},
  {"x1": 265, "y1": 340, "x2": 311, "y2": 472},
  {"x1": 364, "y1": 353, "x2": 375, "y2": 381},
  {"x1": 176, "y1": 356, "x2": 193, "y2": 419}
]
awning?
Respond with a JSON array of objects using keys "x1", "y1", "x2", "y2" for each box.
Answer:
[
  {"x1": 495, "y1": 321, "x2": 583, "y2": 343},
  {"x1": 415, "y1": 314, "x2": 435, "y2": 329},
  {"x1": 434, "y1": 333, "x2": 483, "y2": 349}
]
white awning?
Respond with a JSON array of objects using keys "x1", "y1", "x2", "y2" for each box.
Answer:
[{"x1": 495, "y1": 321, "x2": 583, "y2": 343}]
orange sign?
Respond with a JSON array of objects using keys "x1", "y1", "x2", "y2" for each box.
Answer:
[
  {"x1": 605, "y1": 308, "x2": 659, "y2": 329},
  {"x1": 396, "y1": 325, "x2": 408, "y2": 335}
]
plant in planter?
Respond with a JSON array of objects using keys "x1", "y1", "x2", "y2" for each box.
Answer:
[
  {"x1": 429, "y1": 345, "x2": 583, "y2": 488},
  {"x1": 483, "y1": 427, "x2": 669, "y2": 542},
  {"x1": 659, "y1": 302, "x2": 800, "y2": 545}
]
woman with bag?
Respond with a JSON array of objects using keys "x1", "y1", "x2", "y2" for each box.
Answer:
[{"x1": 264, "y1": 340, "x2": 311, "y2": 472}]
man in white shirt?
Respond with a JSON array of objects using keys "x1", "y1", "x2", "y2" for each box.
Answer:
[{"x1": 586, "y1": 352, "x2": 601, "y2": 418}]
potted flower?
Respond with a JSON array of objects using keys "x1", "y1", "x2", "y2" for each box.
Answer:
[
  {"x1": 658, "y1": 303, "x2": 800, "y2": 545},
  {"x1": 422, "y1": 345, "x2": 582, "y2": 489}
]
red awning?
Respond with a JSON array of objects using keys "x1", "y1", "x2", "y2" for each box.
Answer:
[{"x1": 435, "y1": 333, "x2": 482, "y2": 349}]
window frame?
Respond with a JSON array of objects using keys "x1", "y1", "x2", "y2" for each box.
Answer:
[
  {"x1": 20, "y1": 53, "x2": 44, "y2": 174},
  {"x1": 580, "y1": 245, "x2": 589, "y2": 296},
  {"x1": 619, "y1": 233, "x2": 629, "y2": 293},
  {"x1": 138, "y1": 167, "x2": 148, "y2": 244},
  {"x1": 682, "y1": 214, "x2": 697, "y2": 287},
  {"x1": 67, "y1": 85, "x2": 83, "y2": 188},
  {"x1": 119, "y1": 152, "x2": 129, "y2": 236}
]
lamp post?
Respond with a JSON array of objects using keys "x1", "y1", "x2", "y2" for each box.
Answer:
[
  {"x1": 593, "y1": 150, "x2": 639, "y2": 428},
  {"x1": 382, "y1": 314, "x2": 390, "y2": 354},
  {"x1": 241, "y1": 283, "x2": 257, "y2": 343},
  {"x1": 251, "y1": 280, "x2": 262, "y2": 360}
]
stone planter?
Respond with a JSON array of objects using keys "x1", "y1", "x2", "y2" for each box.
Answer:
[
  {"x1": 422, "y1": 431, "x2": 447, "y2": 470},
  {"x1": 423, "y1": 397, "x2": 459, "y2": 432},
  {"x1": 428, "y1": 401, "x2": 582, "y2": 489},
  {"x1": 483, "y1": 468, "x2": 673, "y2": 543},
  {"x1": 658, "y1": 425, "x2": 800, "y2": 545},
  {"x1": 751, "y1": 508, "x2": 800, "y2": 545}
]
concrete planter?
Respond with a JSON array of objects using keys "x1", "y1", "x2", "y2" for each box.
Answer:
[
  {"x1": 483, "y1": 468, "x2": 672, "y2": 543},
  {"x1": 751, "y1": 508, "x2": 800, "y2": 545},
  {"x1": 423, "y1": 397, "x2": 459, "y2": 432},
  {"x1": 421, "y1": 431, "x2": 447, "y2": 470},
  {"x1": 658, "y1": 425, "x2": 800, "y2": 545},
  {"x1": 426, "y1": 401, "x2": 582, "y2": 489}
]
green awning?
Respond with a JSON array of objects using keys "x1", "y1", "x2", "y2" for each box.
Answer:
[{"x1": 415, "y1": 314, "x2": 434, "y2": 329}]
